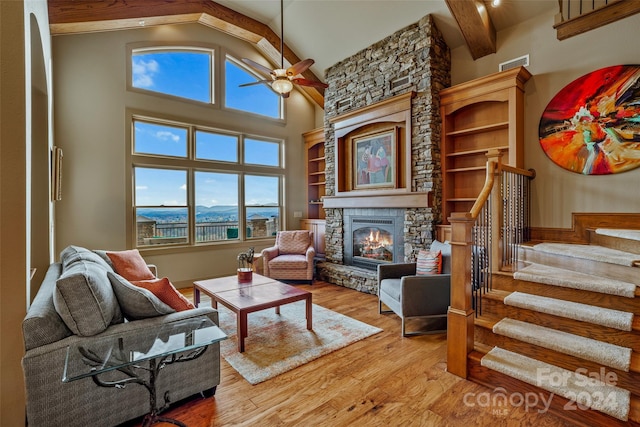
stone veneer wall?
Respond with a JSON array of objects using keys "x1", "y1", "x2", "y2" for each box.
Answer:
[{"x1": 318, "y1": 14, "x2": 451, "y2": 294}]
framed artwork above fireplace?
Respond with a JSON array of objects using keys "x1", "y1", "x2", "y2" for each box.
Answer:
[{"x1": 353, "y1": 127, "x2": 398, "y2": 190}]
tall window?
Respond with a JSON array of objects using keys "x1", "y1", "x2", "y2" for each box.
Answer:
[
  {"x1": 130, "y1": 47, "x2": 283, "y2": 119},
  {"x1": 132, "y1": 116, "x2": 283, "y2": 247}
]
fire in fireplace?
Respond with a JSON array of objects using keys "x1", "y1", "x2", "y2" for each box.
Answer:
[
  {"x1": 353, "y1": 227, "x2": 393, "y2": 262},
  {"x1": 344, "y1": 208, "x2": 404, "y2": 270}
]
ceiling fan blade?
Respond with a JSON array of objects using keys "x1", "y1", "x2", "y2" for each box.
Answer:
[
  {"x1": 287, "y1": 58, "x2": 314, "y2": 77},
  {"x1": 241, "y1": 58, "x2": 275, "y2": 78},
  {"x1": 238, "y1": 80, "x2": 272, "y2": 88},
  {"x1": 292, "y1": 78, "x2": 328, "y2": 89}
]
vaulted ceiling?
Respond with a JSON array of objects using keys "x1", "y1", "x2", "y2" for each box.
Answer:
[{"x1": 47, "y1": 0, "x2": 558, "y2": 107}]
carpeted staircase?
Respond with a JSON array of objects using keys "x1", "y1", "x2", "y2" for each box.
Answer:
[{"x1": 472, "y1": 229, "x2": 640, "y2": 425}]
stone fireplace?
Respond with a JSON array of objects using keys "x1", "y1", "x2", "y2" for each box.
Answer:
[
  {"x1": 344, "y1": 208, "x2": 404, "y2": 270},
  {"x1": 316, "y1": 14, "x2": 451, "y2": 295}
]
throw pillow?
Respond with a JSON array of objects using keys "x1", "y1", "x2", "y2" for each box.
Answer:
[
  {"x1": 54, "y1": 261, "x2": 124, "y2": 336},
  {"x1": 131, "y1": 277, "x2": 195, "y2": 312},
  {"x1": 108, "y1": 272, "x2": 175, "y2": 320},
  {"x1": 416, "y1": 249, "x2": 442, "y2": 275},
  {"x1": 106, "y1": 249, "x2": 155, "y2": 281},
  {"x1": 430, "y1": 239, "x2": 452, "y2": 274}
]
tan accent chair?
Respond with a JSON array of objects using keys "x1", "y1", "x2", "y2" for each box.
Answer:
[{"x1": 261, "y1": 230, "x2": 315, "y2": 284}]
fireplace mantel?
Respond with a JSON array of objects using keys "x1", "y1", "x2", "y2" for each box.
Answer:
[{"x1": 323, "y1": 191, "x2": 431, "y2": 208}]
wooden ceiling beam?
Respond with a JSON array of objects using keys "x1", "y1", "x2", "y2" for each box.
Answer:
[
  {"x1": 47, "y1": 0, "x2": 325, "y2": 107},
  {"x1": 445, "y1": 0, "x2": 496, "y2": 60}
]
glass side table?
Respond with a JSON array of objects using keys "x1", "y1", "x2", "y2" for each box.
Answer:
[{"x1": 63, "y1": 317, "x2": 227, "y2": 427}]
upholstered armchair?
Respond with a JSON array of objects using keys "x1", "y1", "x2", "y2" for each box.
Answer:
[
  {"x1": 262, "y1": 230, "x2": 315, "y2": 284},
  {"x1": 378, "y1": 240, "x2": 451, "y2": 336}
]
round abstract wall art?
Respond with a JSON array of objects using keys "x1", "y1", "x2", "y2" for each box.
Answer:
[{"x1": 539, "y1": 64, "x2": 640, "y2": 175}]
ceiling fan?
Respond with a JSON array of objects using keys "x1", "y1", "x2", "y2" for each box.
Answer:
[{"x1": 239, "y1": 0, "x2": 328, "y2": 98}]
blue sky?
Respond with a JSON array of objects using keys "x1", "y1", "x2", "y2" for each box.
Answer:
[{"x1": 132, "y1": 50, "x2": 282, "y2": 208}]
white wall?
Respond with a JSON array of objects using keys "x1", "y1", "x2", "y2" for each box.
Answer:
[
  {"x1": 53, "y1": 23, "x2": 315, "y2": 284},
  {"x1": 451, "y1": 11, "x2": 640, "y2": 228}
]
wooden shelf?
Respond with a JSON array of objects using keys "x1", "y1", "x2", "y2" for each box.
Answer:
[
  {"x1": 446, "y1": 145, "x2": 509, "y2": 157},
  {"x1": 439, "y1": 66, "x2": 531, "y2": 226},
  {"x1": 309, "y1": 171, "x2": 324, "y2": 176},
  {"x1": 309, "y1": 182, "x2": 326, "y2": 186},
  {"x1": 446, "y1": 166, "x2": 486, "y2": 173},
  {"x1": 309, "y1": 156, "x2": 325, "y2": 163},
  {"x1": 445, "y1": 121, "x2": 509, "y2": 137}
]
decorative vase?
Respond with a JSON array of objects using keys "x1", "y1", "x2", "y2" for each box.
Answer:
[{"x1": 237, "y1": 268, "x2": 253, "y2": 283}]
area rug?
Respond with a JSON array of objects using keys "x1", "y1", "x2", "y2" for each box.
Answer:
[{"x1": 216, "y1": 302, "x2": 382, "y2": 384}]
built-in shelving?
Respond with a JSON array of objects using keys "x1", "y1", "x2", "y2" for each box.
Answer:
[
  {"x1": 302, "y1": 127, "x2": 327, "y2": 258},
  {"x1": 303, "y1": 128, "x2": 326, "y2": 220},
  {"x1": 439, "y1": 66, "x2": 531, "y2": 232}
]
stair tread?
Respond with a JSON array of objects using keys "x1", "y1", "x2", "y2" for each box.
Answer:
[
  {"x1": 596, "y1": 228, "x2": 640, "y2": 243},
  {"x1": 481, "y1": 346, "x2": 631, "y2": 421},
  {"x1": 494, "y1": 318, "x2": 632, "y2": 371},
  {"x1": 532, "y1": 242, "x2": 640, "y2": 267},
  {"x1": 514, "y1": 262, "x2": 638, "y2": 298},
  {"x1": 505, "y1": 291, "x2": 634, "y2": 331}
]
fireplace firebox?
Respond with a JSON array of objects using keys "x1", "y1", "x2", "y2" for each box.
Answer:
[{"x1": 344, "y1": 209, "x2": 404, "y2": 270}]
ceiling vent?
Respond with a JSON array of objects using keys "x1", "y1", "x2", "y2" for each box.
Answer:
[{"x1": 499, "y1": 54, "x2": 529, "y2": 72}]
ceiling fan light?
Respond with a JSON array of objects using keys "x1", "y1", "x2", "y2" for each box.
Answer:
[{"x1": 272, "y1": 78, "x2": 293, "y2": 95}]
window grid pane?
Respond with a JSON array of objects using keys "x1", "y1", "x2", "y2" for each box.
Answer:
[
  {"x1": 195, "y1": 171, "x2": 239, "y2": 242},
  {"x1": 244, "y1": 138, "x2": 280, "y2": 167},
  {"x1": 132, "y1": 50, "x2": 213, "y2": 103},
  {"x1": 245, "y1": 175, "x2": 280, "y2": 238},
  {"x1": 195, "y1": 130, "x2": 238, "y2": 163},
  {"x1": 134, "y1": 120, "x2": 188, "y2": 158}
]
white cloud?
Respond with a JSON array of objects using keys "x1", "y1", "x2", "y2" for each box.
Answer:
[
  {"x1": 180, "y1": 184, "x2": 187, "y2": 191},
  {"x1": 132, "y1": 58, "x2": 159, "y2": 88},
  {"x1": 136, "y1": 185, "x2": 148, "y2": 190},
  {"x1": 155, "y1": 131, "x2": 181, "y2": 143}
]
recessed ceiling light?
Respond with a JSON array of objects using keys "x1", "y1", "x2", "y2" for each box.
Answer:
[{"x1": 491, "y1": 0, "x2": 501, "y2": 8}]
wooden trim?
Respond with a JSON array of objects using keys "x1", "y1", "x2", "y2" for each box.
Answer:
[
  {"x1": 47, "y1": 0, "x2": 326, "y2": 107},
  {"x1": 329, "y1": 92, "x2": 415, "y2": 131},
  {"x1": 322, "y1": 191, "x2": 430, "y2": 209},
  {"x1": 555, "y1": 0, "x2": 640, "y2": 40},
  {"x1": 530, "y1": 212, "x2": 640, "y2": 243}
]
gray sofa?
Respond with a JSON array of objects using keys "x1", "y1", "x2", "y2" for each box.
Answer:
[{"x1": 22, "y1": 246, "x2": 221, "y2": 427}]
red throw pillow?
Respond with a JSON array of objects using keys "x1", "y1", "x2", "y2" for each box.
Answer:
[
  {"x1": 416, "y1": 249, "x2": 442, "y2": 275},
  {"x1": 131, "y1": 277, "x2": 194, "y2": 311},
  {"x1": 107, "y1": 249, "x2": 155, "y2": 281}
]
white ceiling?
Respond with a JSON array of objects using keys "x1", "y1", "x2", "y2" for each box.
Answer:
[{"x1": 215, "y1": 0, "x2": 558, "y2": 79}]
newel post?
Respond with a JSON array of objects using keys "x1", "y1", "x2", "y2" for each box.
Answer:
[
  {"x1": 486, "y1": 149, "x2": 503, "y2": 274},
  {"x1": 446, "y1": 212, "x2": 475, "y2": 378}
]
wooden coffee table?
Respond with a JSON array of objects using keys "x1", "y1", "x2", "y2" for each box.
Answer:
[{"x1": 193, "y1": 274, "x2": 312, "y2": 352}]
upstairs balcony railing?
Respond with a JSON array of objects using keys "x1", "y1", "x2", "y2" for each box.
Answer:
[
  {"x1": 446, "y1": 149, "x2": 535, "y2": 378},
  {"x1": 554, "y1": 0, "x2": 640, "y2": 40}
]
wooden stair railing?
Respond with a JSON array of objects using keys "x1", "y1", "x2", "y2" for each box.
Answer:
[{"x1": 447, "y1": 150, "x2": 535, "y2": 378}]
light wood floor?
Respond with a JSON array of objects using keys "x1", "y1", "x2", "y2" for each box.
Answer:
[{"x1": 126, "y1": 281, "x2": 576, "y2": 427}]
